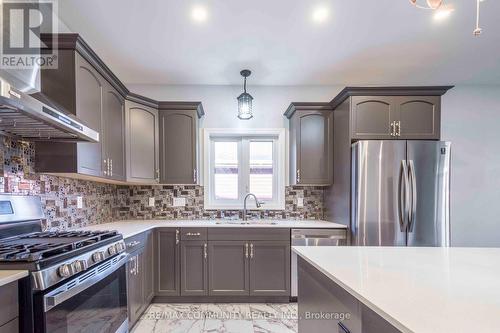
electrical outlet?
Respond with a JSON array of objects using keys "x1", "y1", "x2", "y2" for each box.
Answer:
[
  {"x1": 297, "y1": 197, "x2": 304, "y2": 208},
  {"x1": 148, "y1": 197, "x2": 155, "y2": 207},
  {"x1": 77, "y1": 196, "x2": 83, "y2": 209},
  {"x1": 173, "y1": 197, "x2": 186, "y2": 207}
]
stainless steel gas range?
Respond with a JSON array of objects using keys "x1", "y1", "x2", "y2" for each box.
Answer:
[{"x1": 0, "y1": 195, "x2": 128, "y2": 333}]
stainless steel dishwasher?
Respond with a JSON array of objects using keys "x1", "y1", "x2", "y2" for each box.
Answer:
[{"x1": 291, "y1": 228, "x2": 348, "y2": 298}]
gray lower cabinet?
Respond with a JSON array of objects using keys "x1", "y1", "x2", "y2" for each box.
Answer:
[
  {"x1": 158, "y1": 103, "x2": 204, "y2": 185},
  {"x1": 155, "y1": 228, "x2": 181, "y2": 296},
  {"x1": 298, "y1": 257, "x2": 400, "y2": 333},
  {"x1": 249, "y1": 241, "x2": 290, "y2": 296},
  {"x1": 285, "y1": 103, "x2": 334, "y2": 186},
  {"x1": 0, "y1": 281, "x2": 18, "y2": 332},
  {"x1": 208, "y1": 241, "x2": 250, "y2": 296},
  {"x1": 127, "y1": 248, "x2": 144, "y2": 327},
  {"x1": 126, "y1": 231, "x2": 154, "y2": 328},
  {"x1": 180, "y1": 240, "x2": 208, "y2": 296},
  {"x1": 125, "y1": 100, "x2": 160, "y2": 183}
]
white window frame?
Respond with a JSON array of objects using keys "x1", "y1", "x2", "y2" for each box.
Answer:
[{"x1": 203, "y1": 128, "x2": 286, "y2": 210}]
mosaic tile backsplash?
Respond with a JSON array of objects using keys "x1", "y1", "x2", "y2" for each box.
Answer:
[{"x1": 0, "y1": 137, "x2": 325, "y2": 231}]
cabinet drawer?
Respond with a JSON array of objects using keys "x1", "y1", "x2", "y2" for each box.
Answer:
[
  {"x1": 208, "y1": 228, "x2": 290, "y2": 241},
  {"x1": 0, "y1": 281, "x2": 18, "y2": 326},
  {"x1": 180, "y1": 228, "x2": 207, "y2": 241},
  {"x1": 125, "y1": 231, "x2": 147, "y2": 252}
]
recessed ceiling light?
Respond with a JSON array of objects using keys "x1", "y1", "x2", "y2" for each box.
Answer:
[
  {"x1": 433, "y1": 5, "x2": 454, "y2": 21},
  {"x1": 312, "y1": 5, "x2": 330, "y2": 24},
  {"x1": 191, "y1": 5, "x2": 208, "y2": 23}
]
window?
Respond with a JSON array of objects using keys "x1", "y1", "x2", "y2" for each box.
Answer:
[{"x1": 203, "y1": 129, "x2": 285, "y2": 210}]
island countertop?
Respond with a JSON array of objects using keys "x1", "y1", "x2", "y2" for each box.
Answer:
[
  {"x1": 293, "y1": 246, "x2": 500, "y2": 333},
  {"x1": 78, "y1": 219, "x2": 347, "y2": 239}
]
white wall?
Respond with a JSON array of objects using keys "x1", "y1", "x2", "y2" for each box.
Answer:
[
  {"x1": 441, "y1": 86, "x2": 500, "y2": 247},
  {"x1": 130, "y1": 83, "x2": 500, "y2": 247},
  {"x1": 128, "y1": 84, "x2": 343, "y2": 129}
]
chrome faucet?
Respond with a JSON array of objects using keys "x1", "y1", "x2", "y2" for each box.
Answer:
[{"x1": 243, "y1": 193, "x2": 263, "y2": 221}]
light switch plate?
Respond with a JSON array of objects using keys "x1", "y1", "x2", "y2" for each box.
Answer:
[
  {"x1": 173, "y1": 197, "x2": 186, "y2": 207},
  {"x1": 297, "y1": 197, "x2": 304, "y2": 208},
  {"x1": 148, "y1": 197, "x2": 155, "y2": 207},
  {"x1": 77, "y1": 196, "x2": 83, "y2": 209}
]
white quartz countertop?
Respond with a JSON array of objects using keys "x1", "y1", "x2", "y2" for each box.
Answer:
[
  {"x1": 293, "y1": 246, "x2": 500, "y2": 333},
  {"x1": 78, "y1": 219, "x2": 346, "y2": 239},
  {"x1": 0, "y1": 270, "x2": 28, "y2": 287}
]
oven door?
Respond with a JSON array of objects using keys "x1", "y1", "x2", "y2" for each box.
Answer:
[{"x1": 35, "y1": 253, "x2": 128, "y2": 333}]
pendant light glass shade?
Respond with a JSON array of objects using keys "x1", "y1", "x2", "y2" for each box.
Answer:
[{"x1": 237, "y1": 70, "x2": 253, "y2": 120}]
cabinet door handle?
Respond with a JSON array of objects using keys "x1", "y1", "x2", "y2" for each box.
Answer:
[
  {"x1": 204, "y1": 243, "x2": 207, "y2": 259},
  {"x1": 156, "y1": 169, "x2": 160, "y2": 181},
  {"x1": 396, "y1": 121, "x2": 401, "y2": 137},
  {"x1": 250, "y1": 243, "x2": 254, "y2": 259},
  {"x1": 296, "y1": 169, "x2": 301, "y2": 183},
  {"x1": 245, "y1": 243, "x2": 249, "y2": 258},
  {"x1": 390, "y1": 121, "x2": 396, "y2": 137},
  {"x1": 103, "y1": 159, "x2": 108, "y2": 176},
  {"x1": 186, "y1": 232, "x2": 201, "y2": 237},
  {"x1": 110, "y1": 158, "x2": 113, "y2": 177},
  {"x1": 175, "y1": 229, "x2": 179, "y2": 244},
  {"x1": 193, "y1": 169, "x2": 197, "y2": 183},
  {"x1": 135, "y1": 255, "x2": 139, "y2": 275}
]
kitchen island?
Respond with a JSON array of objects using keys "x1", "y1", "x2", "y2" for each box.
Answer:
[{"x1": 294, "y1": 246, "x2": 500, "y2": 333}]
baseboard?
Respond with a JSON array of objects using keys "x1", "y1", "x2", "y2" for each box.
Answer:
[{"x1": 152, "y1": 296, "x2": 290, "y2": 303}]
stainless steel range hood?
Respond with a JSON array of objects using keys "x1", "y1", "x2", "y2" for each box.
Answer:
[{"x1": 0, "y1": 78, "x2": 99, "y2": 142}]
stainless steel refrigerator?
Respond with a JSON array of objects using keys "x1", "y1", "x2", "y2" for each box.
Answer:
[{"x1": 351, "y1": 140, "x2": 451, "y2": 246}]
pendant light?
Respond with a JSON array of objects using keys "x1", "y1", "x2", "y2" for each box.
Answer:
[
  {"x1": 237, "y1": 70, "x2": 253, "y2": 120},
  {"x1": 409, "y1": 0, "x2": 486, "y2": 36}
]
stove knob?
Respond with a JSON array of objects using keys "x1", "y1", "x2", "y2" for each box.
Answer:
[
  {"x1": 92, "y1": 251, "x2": 105, "y2": 263},
  {"x1": 72, "y1": 260, "x2": 87, "y2": 273},
  {"x1": 108, "y1": 245, "x2": 117, "y2": 255},
  {"x1": 58, "y1": 264, "x2": 72, "y2": 278},
  {"x1": 116, "y1": 242, "x2": 125, "y2": 252}
]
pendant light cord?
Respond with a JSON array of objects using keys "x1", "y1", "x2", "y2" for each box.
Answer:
[{"x1": 243, "y1": 77, "x2": 247, "y2": 93}]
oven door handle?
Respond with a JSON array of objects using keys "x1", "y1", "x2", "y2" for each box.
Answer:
[{"x1": 43, "y1": 253, "x2": 128, "y2": 312}]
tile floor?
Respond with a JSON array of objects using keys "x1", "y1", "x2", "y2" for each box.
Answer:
[{"x1": 131, "y1": 303, "x2": 298, "y2": 333}]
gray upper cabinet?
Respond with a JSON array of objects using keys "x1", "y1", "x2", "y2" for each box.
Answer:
[
  {"x1": 208, "y1": 241, "x2": 250, "y2": 296},
  {"x1": 350, "y1": 96, "x2": 397, "y2": 140},
  {"x1": 35, "y1": 34, "x2": 130, "y2": 181},
  {"x1": 249, "y1": 241, "x2": 290, "y2": 296},
  {"x1": 125, "y1": 99, "x2": 159, "y2": 183},
  {"x1": 396, "y1": 96, "x2": 440, "y2": 140},
  {"x1": 180, "y1": 240, "x2": 208, "y2": 296},
  {"x1": 103, "y1": 82, "x2": 125, "y2": 181},
  {"x1": 158, "y1": 102, "x2": 204, "y2": 185},
  {"x1": 155, "y1": 228, "x2": 181, "y2": 296},
  {"x1": 285, "y1": 103, "x2": 333, "y2": 186},
  {"x1": 329, "y1": 86, "x2": 453, "y2": 142}
]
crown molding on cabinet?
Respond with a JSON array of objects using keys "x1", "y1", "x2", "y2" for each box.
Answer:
[
  {"x1": 158, "y1": 101, "x2": 205, "y2": 119},
  {"x1": 329, "y1": 86, "x2": 454, "y2": 110},
  {"x1": 284, "y1": 102, "x2": 333, "y2": 119}
]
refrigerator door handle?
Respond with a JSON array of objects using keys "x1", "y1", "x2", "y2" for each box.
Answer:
[
  {"x1": 398, "y1": 160, "x2": 410, "y2": 232},
  {"x1": 408, "y1": 160, "x2": 417, "y2": 232}
]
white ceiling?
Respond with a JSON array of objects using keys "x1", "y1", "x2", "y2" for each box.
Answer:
[{"x1": 59, "y1": 0, "x2": 500, "y2": 86}]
